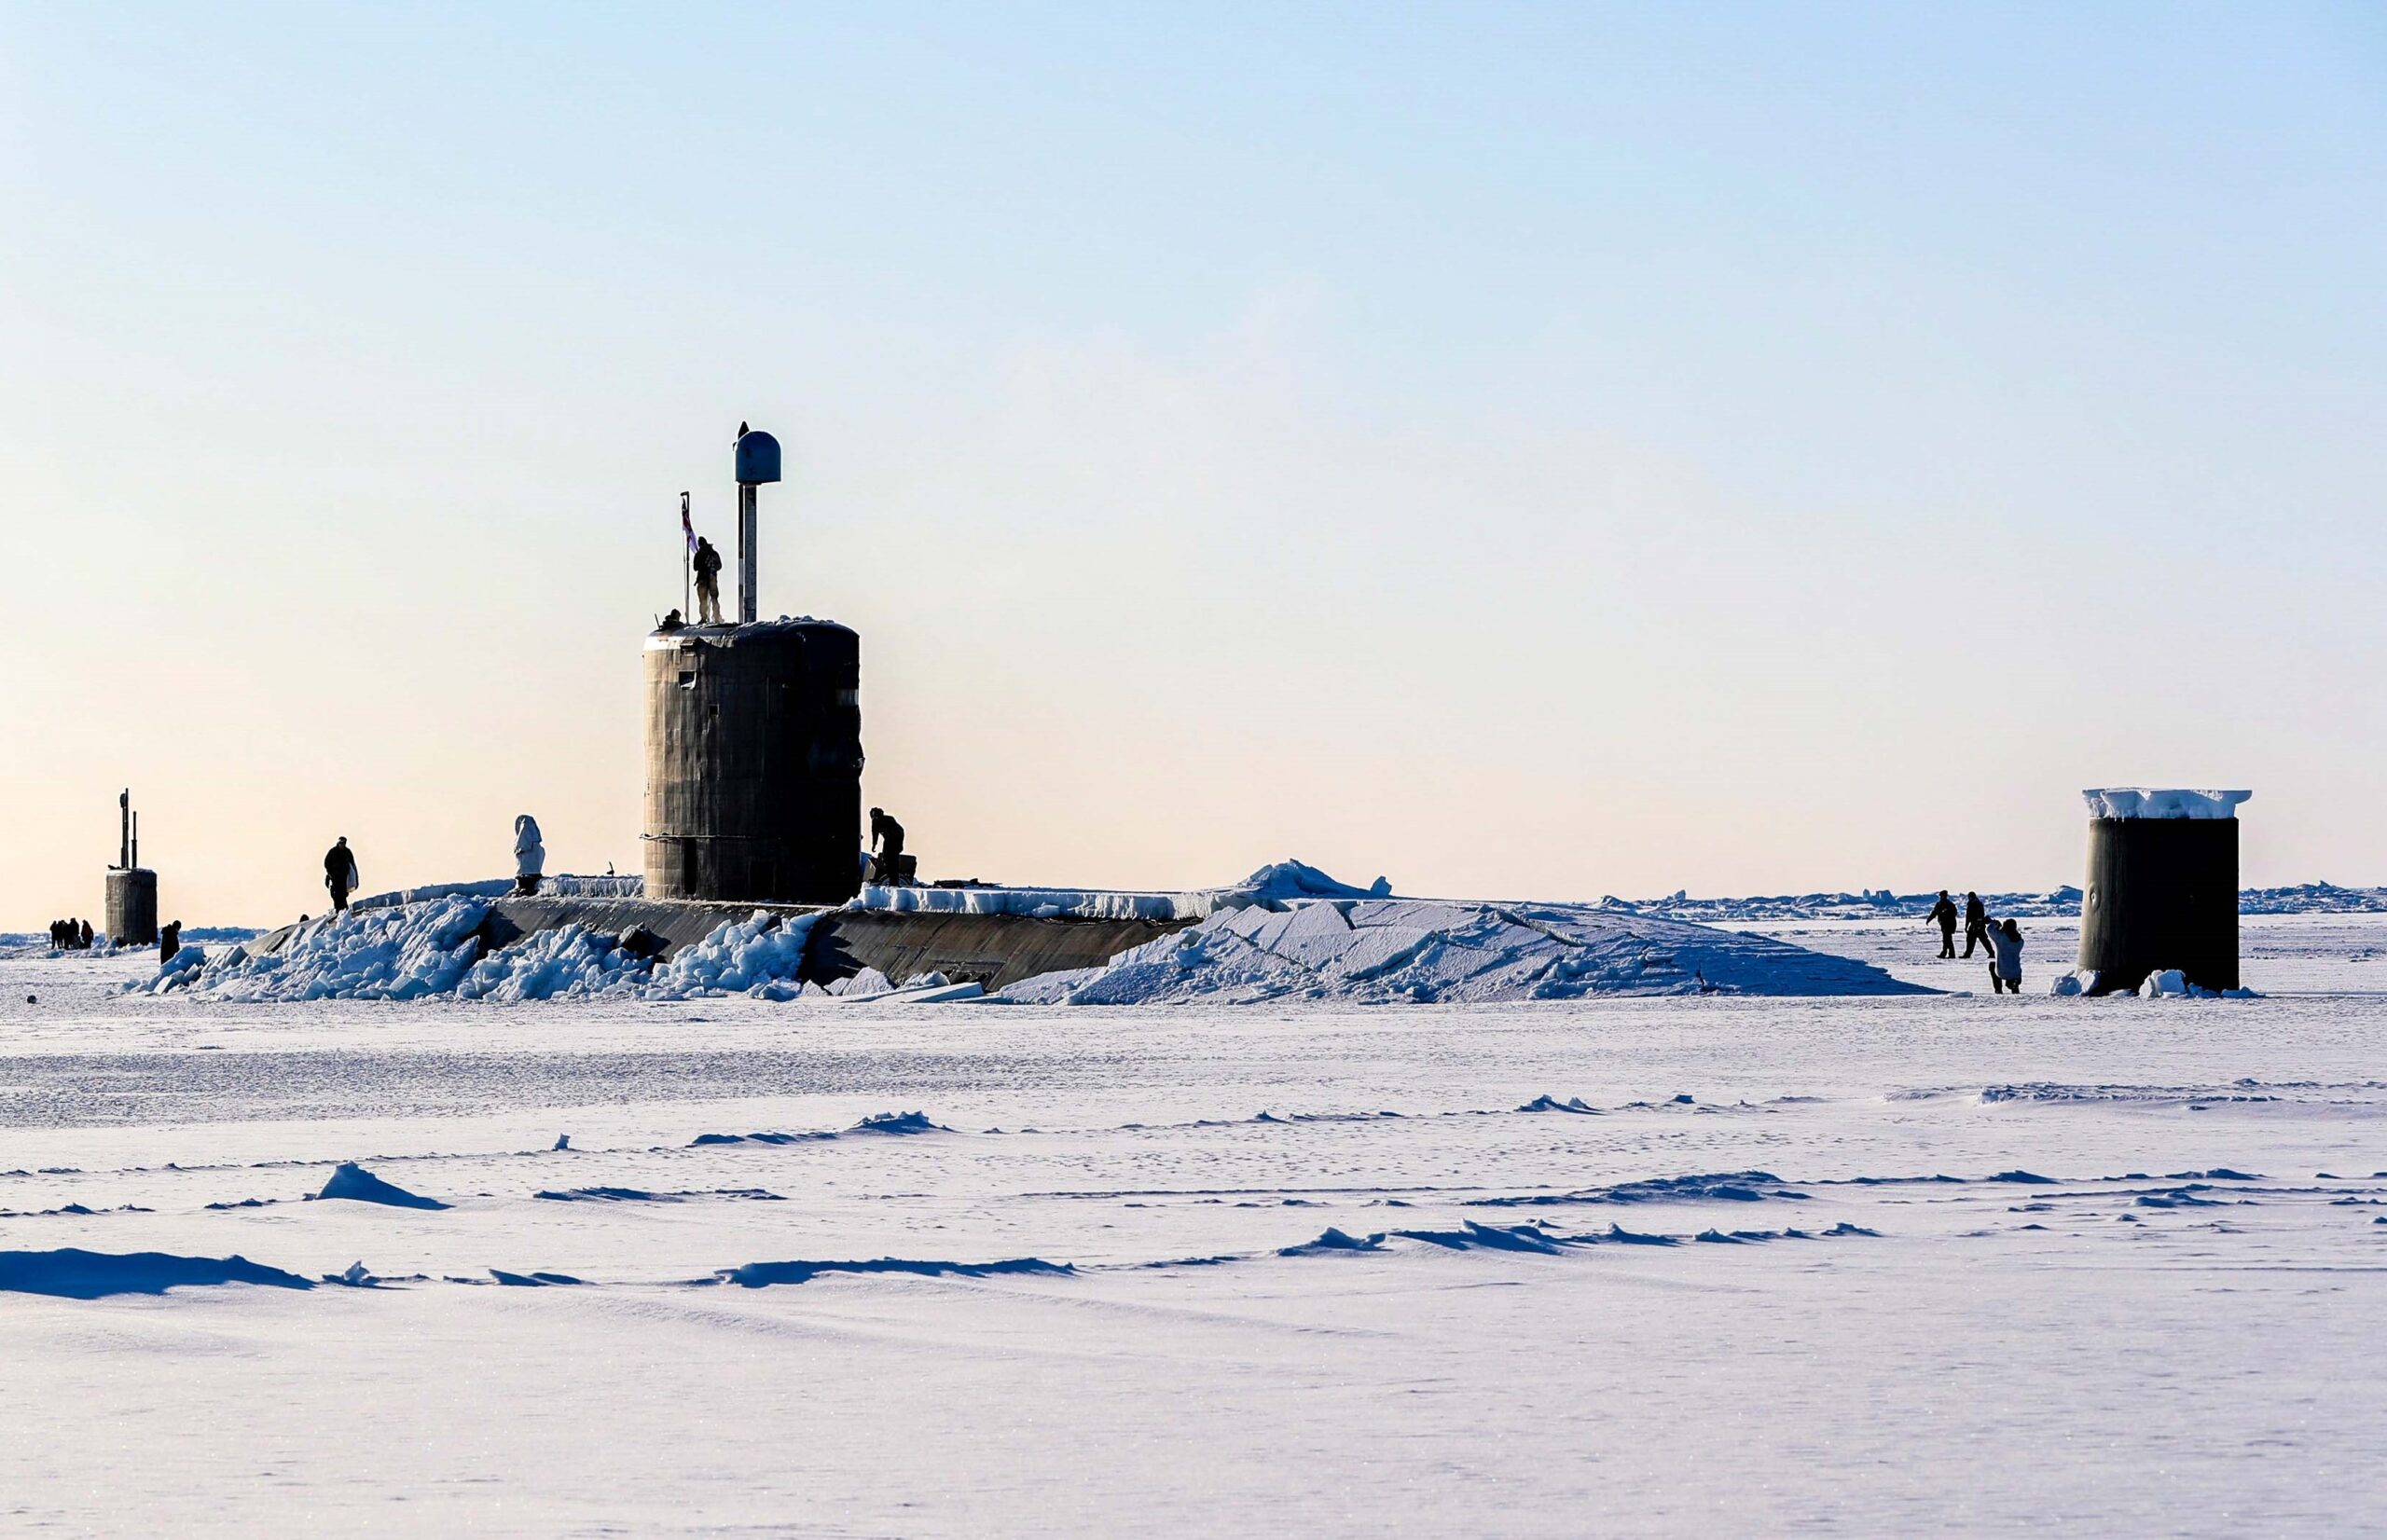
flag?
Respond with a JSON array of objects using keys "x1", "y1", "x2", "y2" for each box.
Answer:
[{"x1": 681, "y1": 493, "x2": 697, "y2": 555}]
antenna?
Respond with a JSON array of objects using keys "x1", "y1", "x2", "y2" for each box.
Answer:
[
  {"x1": 732, "y1": 428, "x2": 782, "y2": 625},
  {"x1": 118, "y1": 789, "x2": 131, "y2": 869}
]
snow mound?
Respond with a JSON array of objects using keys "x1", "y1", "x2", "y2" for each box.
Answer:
[
  {"x1": 995, "y1": 896, "x2": 1922, "y2": 1005},
  {"x1": 0, "y1": 1247, "x2": 312, "y2": 1299},
  {"x1": 315, "y1": 1162, "x2": 449, "y2": 1210},
  {"x1": 716, "y1": 1256, "x2": 1072, "y2": 1288}
]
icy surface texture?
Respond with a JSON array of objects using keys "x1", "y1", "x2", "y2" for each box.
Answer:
[{"x1": 156, "y1": 901, "x2": 821, "y2": 1003}]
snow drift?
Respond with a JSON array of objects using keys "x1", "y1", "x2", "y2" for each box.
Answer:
[{"x1": 0, "y1": 1247, "x2": 312, "y2": 1299}]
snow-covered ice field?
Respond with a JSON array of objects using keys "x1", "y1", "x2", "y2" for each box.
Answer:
[{"x1": 6, "y1": 914, "x2": 2387, "y2": 1536}]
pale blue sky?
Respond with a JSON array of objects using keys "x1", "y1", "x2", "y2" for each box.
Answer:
[{"x1": 3, "y1": 4, "x2": 2382, "y2": 922}]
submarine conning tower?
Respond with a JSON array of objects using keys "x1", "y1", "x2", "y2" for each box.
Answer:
[
  {"x1": 2075, "y1": 787, "x2": 2249, "y2": 996},
  {"x1": 642, "y1": 424, "x2": 863, "y2": 906},
  {"x1": 642, "y1": 619, "x2": 862, "y2": 905},
  {"x1": 105, "y1": 788, "x2": 159, "y2": 945}
]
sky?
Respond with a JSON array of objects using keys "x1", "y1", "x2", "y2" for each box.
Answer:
[{"x1": 2, "y1": 3, "x2": 2383, "y2": 925}]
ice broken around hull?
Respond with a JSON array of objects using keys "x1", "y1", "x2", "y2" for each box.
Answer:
[{"x1": 995, "y1": 896, "x2": 1926, "y2": 1005}]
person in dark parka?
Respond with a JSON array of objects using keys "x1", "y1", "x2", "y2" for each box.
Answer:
[
  {"x1": 1962, "y1": 891, "x2": 1989, "y2": 957},
  {"x1": 324, "y1": 837, "x2": 359, "y2": 914},
  {"x1": 159, "y1": 920, "x2": 182, "y2": 964},
  {"x1": 868, "y1": 806, "x2": 905, "y2": 884},
  {"x1": 1925, "y1": 891, "x2": 1959, "y2": 958}
]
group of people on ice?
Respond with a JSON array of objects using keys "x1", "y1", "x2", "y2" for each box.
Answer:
[
  {"x1": 1925, "y1": 890, "x2": 2025, "y2": 994},
  {"x1": 46, "y1": 917, "x2": 94, "y2": 951}
]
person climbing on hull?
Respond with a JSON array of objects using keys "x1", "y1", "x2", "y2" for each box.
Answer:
[{"x1": 868, "y1": 806, "x2": 908, "y2": 886}]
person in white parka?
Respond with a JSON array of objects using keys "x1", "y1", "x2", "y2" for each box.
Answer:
[
  {"x1": 514, "y1": 815, "x2": 545, "y2": 896},
  {"x1": 1983, "y1": 916, "x2": 2024, "y2": 995}
]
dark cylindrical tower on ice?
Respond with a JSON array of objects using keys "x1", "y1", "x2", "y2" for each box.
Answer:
[
  {"x1": 2074, "y1": 788, "x2": 2249, "y2": 996},
  {"x1": 642, "y1": 620, "x2": 862, "y2": 904},
  {"x1": 105, "y1": 789, "x2": 159, "y2": 945},
  {"x1": 643, "y1": 421, "x2": 861, "y2": 905}
]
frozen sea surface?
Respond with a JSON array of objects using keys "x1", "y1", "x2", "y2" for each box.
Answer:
[{"x1": 4, "y1": 915, "x2": 2386, "y2": 1535}]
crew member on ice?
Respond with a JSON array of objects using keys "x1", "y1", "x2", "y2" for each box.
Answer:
[
  {"x1": 1983, "y1": 917, "x2": 2024, "y2": 994},
  {"x1": 868, "y1": 806, "x2": 905, "y2": 885},
  {"x1": 693, "y1": 536, "x2": 725, "y2": 625},
  {"x1": 1925, "y1": 891, "x2": 1958, "y2": 958},
  {"x1": 159, "y1": 919, "x2": 182, "y2": 964},
  {"x1": 514, "y1": 814, "x2": 545, "y2": 896},
  {"x1": 324, "y1": 836, "x2": 360, "y2": 914},
  {"x1": 1962, "y1": 891, "x2": 1988, "y2": 957}
]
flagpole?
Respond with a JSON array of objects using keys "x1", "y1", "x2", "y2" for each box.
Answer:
[{"x1": 681, "y1": 491, "x2": 691, "y2": 619}]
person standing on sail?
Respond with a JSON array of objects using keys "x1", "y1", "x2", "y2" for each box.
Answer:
[{"x1": 693, "y1": 537, "x2": 725, "y2": 626}]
